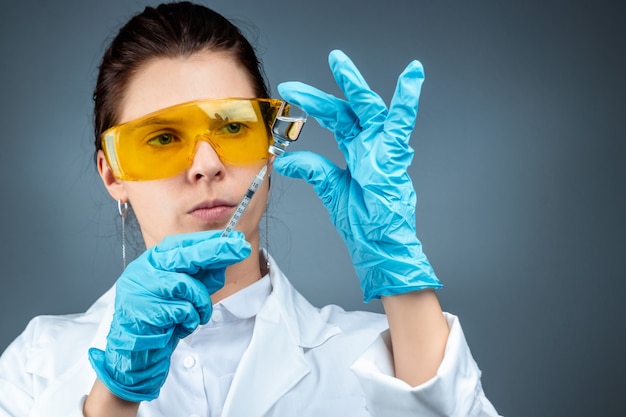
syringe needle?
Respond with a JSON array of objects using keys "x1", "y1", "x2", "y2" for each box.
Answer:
[{"x1": 221, "y1": 164, "x2": 268, "y2": 237}]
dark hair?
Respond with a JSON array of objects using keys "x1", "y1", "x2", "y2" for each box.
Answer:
[{"x1": 93, "y1": 1, "x2": 270, "y2": 156}]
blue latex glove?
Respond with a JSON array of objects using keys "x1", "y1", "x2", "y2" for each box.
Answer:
[
  {"x1": 88, "y1": 230, "x2": 251, "y2": 402},
  {"x1": 273, "y1": 50, "x2": 442, "y2": 302}
]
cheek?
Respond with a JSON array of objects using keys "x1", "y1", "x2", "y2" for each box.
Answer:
[{"x1": 124, "y1": 182, "x2": 176, "y2": 224}]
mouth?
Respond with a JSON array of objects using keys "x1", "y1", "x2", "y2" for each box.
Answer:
[{"x1": 189, "y1": 200, "x2": 235, "y2": 223}]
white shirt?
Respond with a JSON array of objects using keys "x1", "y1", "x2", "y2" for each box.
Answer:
[{"x1": 160, "y1": 276, "x2": 271, "y2": 417}]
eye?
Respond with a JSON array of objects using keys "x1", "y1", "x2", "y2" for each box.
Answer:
[
  {"x1": 222, "y1": 122, "x2": 244, "y2": 134},
  {"x1": 147, "y1": 134, "x2": 177, "y2": 146}
]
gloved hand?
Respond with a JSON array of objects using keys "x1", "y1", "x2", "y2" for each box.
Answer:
[
  {"x1": 273, "y1": 50, "x2": 442, "y2": 302},
  {"x1": 88, "y1": 230, "x2": 251, "y2": 402}
]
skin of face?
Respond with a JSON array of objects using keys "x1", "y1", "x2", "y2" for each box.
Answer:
[{"x1": 97, "y1": 50, "x2": 271, "y2": 298}]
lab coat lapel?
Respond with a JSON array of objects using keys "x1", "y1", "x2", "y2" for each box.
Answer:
[
  {"x1": 29, "y1": 352, "x2": 96, "y2": 417},
  {"x1": 221, "y1": 295, "x2": 309, "y2": 417},
  {"x1": 221, "y1": 255, "x2": 341, "y2": 417},
  {"x1": 29, "y1": 288, "x2": 115, "y2": 417}
]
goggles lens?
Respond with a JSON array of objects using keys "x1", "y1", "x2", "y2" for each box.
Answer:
[{"x1": 102, "y1": 98, "x2": 288, "y2": 181}]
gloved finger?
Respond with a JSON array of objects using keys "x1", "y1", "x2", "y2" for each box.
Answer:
[
  {"x1": 328, "y1": 50, "x2": 388, "y2": 127},
  {"x1": 149, "y1": 230, "x2": 251, "y2": 274},
  {"x1": 277, "y1": 81, "x2": 359, "y2": 140},
  {"x1": 167, "y1": 299, "x2": 206, "y2": 339},
  {"x1": 157, "y1": 271, "x2": 214, "y2": 324},
  {"x1": 194, "y1": 267, "x2": 226, "y2": 295},
  {"x1": 118, "y1": 261, "x2": 214, "y2": 326},
  {"x1": 115, "y1": 297, "x2": 205, "y2": 344},
  {"x1": 384, "y1": 60, "x2": 425, "y2": 143},
  {"x1": 273, "y1": 151, "x2": 346, "y2": 209}
]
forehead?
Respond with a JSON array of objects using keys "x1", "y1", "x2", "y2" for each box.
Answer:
[{"x1": 119, "y1": 50, "x2": 257, "y2": 124}]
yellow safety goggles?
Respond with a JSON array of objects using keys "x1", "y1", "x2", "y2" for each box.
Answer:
[{"x1": 102, "y1": 98, "x2": 305, "y2": 181}]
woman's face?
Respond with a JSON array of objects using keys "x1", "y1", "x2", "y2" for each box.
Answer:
[{"x1": 97, "y1": 50, "x2": 270, "y2": 248}]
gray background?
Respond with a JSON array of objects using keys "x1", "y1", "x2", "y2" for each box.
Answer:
[{"x1": 1, "y1": 0, "x2": 624, "y2": 415}]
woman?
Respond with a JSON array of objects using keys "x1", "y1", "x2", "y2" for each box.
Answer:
[{"x1": 0, "y1": 2, "x2": 500, "y2": 416}]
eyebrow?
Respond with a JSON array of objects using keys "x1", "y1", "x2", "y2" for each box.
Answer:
[{"x1": 133, "y1": 116, "x2": 185, "y2": 129}]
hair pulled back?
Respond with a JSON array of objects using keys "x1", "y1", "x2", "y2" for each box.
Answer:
[{"x1": 93, "y1": 1, "x2": 270, "y2": 156}]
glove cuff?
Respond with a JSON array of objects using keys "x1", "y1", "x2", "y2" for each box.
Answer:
[
  {"x1": 88, "y1": 347, "x2": 160, "y2": 402},
  {"x1": 358, "y1": 257, "x2": 442, "y2": 303},
  {"x1": 363, "y1": 280, "x2": 444, "y2": 302}
]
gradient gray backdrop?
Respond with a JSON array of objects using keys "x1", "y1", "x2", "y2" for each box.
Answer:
[{"x1": 1, "y1": 1, "x2": 624, "y2": 415}]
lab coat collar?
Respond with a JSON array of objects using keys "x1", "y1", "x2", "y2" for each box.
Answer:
[
  {"x1": 264, "y1": 252, "x2": 342, "y2": 349},
  {"x1": 217, "y1": 274, "x2": 272, "y2": 320},
  {"x1": 89, "y1": 252, "x2": 341, "y2": 350},
  {"x1": 221, "y1": 252, "x2": 342, "y2": 417}
]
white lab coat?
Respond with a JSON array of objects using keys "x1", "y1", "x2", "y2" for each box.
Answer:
[{"x1": 0, "y1": 255, "x2": 500, "y2": 417}]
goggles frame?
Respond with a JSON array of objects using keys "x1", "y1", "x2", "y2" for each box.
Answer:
[{"x1": 102, "y1": 98, "x2": 305, "y2": 181}]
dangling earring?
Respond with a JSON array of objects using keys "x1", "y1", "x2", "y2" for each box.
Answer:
[
  {"x1": 262, "y1": 175, "x2": 271, "y2": 276},
  {"x1": 118, "y1": 200, "x2": 129, "y2": 270},
  {"x1": 264, "y1": 209, "x2": 270, "y2": 274}
]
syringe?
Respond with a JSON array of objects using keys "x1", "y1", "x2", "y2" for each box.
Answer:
[{"x1": 221, "y1": 164, "x2": 268, "y2": 237}]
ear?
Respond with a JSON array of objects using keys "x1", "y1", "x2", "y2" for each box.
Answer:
[{"x1": 97, "y1": 150, "x2": 128, "y2": 202}]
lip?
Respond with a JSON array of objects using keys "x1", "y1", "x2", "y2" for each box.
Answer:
[{"x1": 189, "y1": 199, "x2": 235, "y2": 223}]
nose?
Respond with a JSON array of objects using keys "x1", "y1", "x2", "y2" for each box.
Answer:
[{"x1": 187, "y1": 137, "x2": 224, "y2": 181}]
